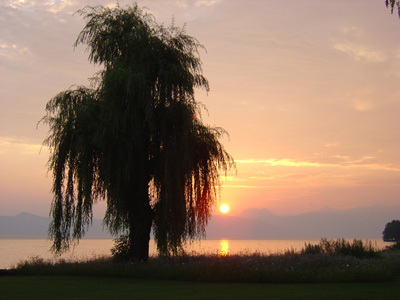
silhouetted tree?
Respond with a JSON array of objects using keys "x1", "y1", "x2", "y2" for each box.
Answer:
[
  {"x1": 382, "y1": 220, "x2": 400, "y2": 242},
  {"x1": 40, "y1": 4, "x2": 234, "y2": 261},
  {"x1": 386, "y1": 0, "x2": 400, "y2": 17}
]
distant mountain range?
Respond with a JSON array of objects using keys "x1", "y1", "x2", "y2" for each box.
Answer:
[
  {"x1": 0, "y1": 212, "x2": 112, "y2": 238},
  {"x1": 1, "y1": 205, "x2": 399, "y2": 239},
  {"x1": 207, "y1": 205, "x2": 400, "y2": 239}
]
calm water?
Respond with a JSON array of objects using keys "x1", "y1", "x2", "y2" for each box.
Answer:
[{"x1": 0, "y1": 237, "x2": 387, "y2": 269}]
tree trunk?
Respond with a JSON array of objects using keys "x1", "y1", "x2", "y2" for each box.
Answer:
[
  {"x1": 126, "y1": 160, "x2": 153, "y2": 262},
  {"x1": 126, "y1": 123, "x2": 153, "y2": 262},
  {"x1": 128, "y1": 201, "x2": 153, "y2": 262}
]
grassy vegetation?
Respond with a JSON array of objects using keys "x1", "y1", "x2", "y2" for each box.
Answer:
[
  {"x1": 385, "y1": 241, "x2": 400, "y2": 251},
  {"x1": 302, "y1": 238, "x2": 379, "y2": 258},
  {"x1": 9, "y1": 239, "x2": 400, "y2": 284},
  {"x1": 2, "y1": 239, "x2": 400, "y2": 299},
  {"x1": 2, "y1": 275, "x2": 400, "y2": 300}
]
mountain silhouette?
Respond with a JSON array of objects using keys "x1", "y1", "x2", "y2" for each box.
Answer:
[
  {"x1": 0, "y1": 212, "x2": 111, "y2": 237},
  {"x1": 1, "y1": 205, "x2": 398, "y2": 239}
]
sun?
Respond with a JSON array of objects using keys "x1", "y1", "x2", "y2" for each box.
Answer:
[{"x1": 220, "y1": 204, "x2": 229, "y2": 214}]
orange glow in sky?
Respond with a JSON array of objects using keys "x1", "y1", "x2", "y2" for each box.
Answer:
[{"x1": 1, "y1": 0, "x2": 400, "y2": 218}]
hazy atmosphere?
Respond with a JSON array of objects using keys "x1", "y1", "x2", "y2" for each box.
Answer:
[{"x1": 1, "y1": 0, "x2": 400, "y2": 219}]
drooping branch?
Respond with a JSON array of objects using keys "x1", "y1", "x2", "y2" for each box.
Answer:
[
  {"x1": 40, "y1": 87, "x2": 103, "y2": 253},
  {"x1": 386, "y1": 0, "x2": 400, "y2": 17}
]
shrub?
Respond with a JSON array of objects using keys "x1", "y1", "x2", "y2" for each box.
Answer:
[
  {"x1": 111, "y1": 236, "x2": 131, "y2": 262},
  {"x1": 385, "y1": 241, "x2": 400, "y2": 251},
  {"x1": 302, "y1": 238, "x2": 378, "y2": 258}
]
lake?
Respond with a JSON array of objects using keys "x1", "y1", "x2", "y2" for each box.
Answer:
[{"x1": 0, "y1": 237, "x2": 388, "y2": 269}]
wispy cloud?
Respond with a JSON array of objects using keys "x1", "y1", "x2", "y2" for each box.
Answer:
[
  {"x1": 235, "y1": 158, "x2": 399, "y2": 172},
  {"x1": 334, "y1": 43, "x2": 386, "y2": 63},
  {"x1": 195, "y1": 0, "x2": 221, "y2": 7},
  {"x1": 2, "y1": 0, "x2": 76, "y2": 13},
  {"x1": 0, "y1": 137, "x2": 44, "y2": 155},
  {"x1": 174, "y1": 0, "x2": 221, "y2": 9},
  {"x1": 222, "y1": 184, "x2": 287, "y2": 189},
  {"x1": 353, "y1": 98, "x2": 375, "y2": 112},
  {"x1": 0, "y1": 42, "x2": 30, "y2": 60},
  {"x1": 340, "y1": 26, "x2": 364, "y2": 37},
  {"x1": 236, "y1": 159, "x2": 325, "y2": 167}
]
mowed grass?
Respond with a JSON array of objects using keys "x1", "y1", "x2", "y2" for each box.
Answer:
[{"x1": 1, "y1": 275, "x2": 400, "y2": 300}]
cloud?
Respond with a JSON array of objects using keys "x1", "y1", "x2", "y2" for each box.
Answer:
[
  {"x1": 45, "y1": 0, "x2": 76, "y2": 14},
  {"x1": 2, "y1": 0, "x2": 27, "y2": 9},
  {"x1": 0, "y1": 42, "x2": 30, "y2": 59},
  {"x1": 341, "y1": 26, "x2": 364, "y2": 37},
  {"x1": 334, "y1": 43, "x2": 386, "y2": 62},
  {"x1": 353, "y1": 98, "x2": 375, "y2": 112},
  {"x1": 236, "y1": 158, "x2": 399, "y2": 172},
  {"x1": 0, "y1": 137, "x2": 44, "y2": 155},
  {"x1": 222, "y1": 185, "x2": 283, "y2": 189},
  {"x1": 236, "y1": 159, "x2": 325, "y2": 168},
  {"x1": 324, "y1": 143, "x2": 338, "y2": 148},
  {"x1": 195, "y1": 0, "x2": 221, "y2": 7},
  {"x1": 175, "y1": 0, "x2": 188, "y2": 8},
  {"x1": 1, "y1": 0, "x2": 78, "y2": 14},
  {"x1": 173, "y1": 0, "x2": 221, "y2": 9}
]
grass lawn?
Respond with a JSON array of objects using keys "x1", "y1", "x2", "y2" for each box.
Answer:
[{"x1": 1, "y1": 276, "x2": 400, "y2": 300}]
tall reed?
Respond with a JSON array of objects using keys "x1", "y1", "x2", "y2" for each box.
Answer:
[{"x1": 301, "y1": 238, "x2": 378, "y2": 258}]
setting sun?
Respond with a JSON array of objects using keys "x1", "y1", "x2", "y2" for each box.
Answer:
[{"x1": 220, "y1": 204, "x2": 230, "y2": 214}]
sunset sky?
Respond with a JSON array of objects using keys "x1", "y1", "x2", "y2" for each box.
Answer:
[{"x1": 1, "y1": 0, "x2": 399, "y2": 218}]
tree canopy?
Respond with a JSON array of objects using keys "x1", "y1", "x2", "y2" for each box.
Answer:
[
  {"x1": 382, "y1": 220, "x2": 400, "y2": 242},
  {"x1": 40, "y1": 4, "x2": 234, "y2": 261}
]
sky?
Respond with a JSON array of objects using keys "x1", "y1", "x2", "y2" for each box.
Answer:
[{"x1": 1, "y1": 0, "x2": 400, "y2": 218}]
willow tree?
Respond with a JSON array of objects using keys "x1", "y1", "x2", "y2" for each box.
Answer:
[{"x1": 41, "y1": 4, "x2": 234, "y2": 261}]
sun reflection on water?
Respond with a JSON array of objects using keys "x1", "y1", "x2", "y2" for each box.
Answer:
[{"x1": 218, "y1": 239, "x2": 230, "y2": 257}]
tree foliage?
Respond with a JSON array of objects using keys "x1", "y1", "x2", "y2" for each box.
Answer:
[
  {"x1": 40, "y1": 4, "x2": 234, "y2": 260},
  {"x1": 382, "y1": 220, "x2": 400, "y2": 242},
  {"x1": 386, "y1": 0, "x2": 400, "y2": 17}
]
